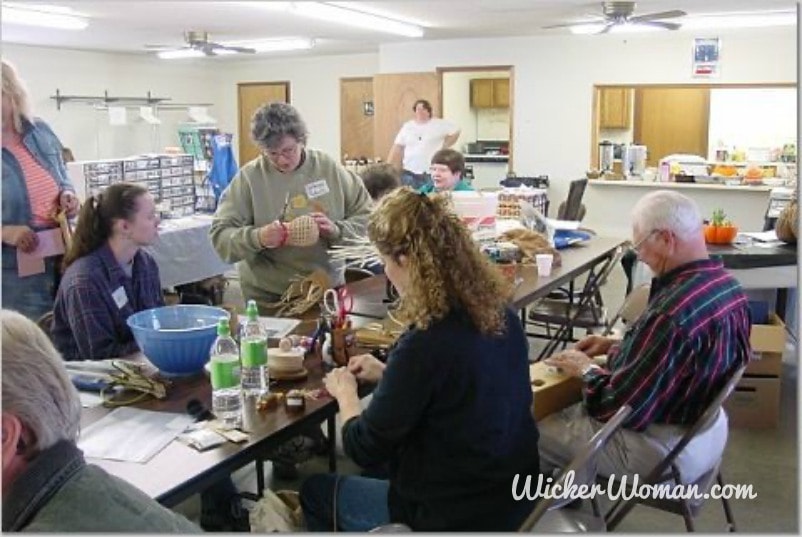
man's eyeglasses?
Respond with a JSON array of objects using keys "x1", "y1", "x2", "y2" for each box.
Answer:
[{"x1": 629, "y1": 229, "x2": 658, "y2": 253}]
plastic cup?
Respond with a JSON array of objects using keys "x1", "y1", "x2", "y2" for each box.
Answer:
[{"x1": 536, "y1": 254, "x2": 554, "y2": 277}]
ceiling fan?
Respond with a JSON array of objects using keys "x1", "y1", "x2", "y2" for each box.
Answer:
[
  {"x1": 145, "y1": 31, "x2": 256, "y2": 56},
  {"x1": 543, "y1": 2, "x2": 687, "y2": 34}
]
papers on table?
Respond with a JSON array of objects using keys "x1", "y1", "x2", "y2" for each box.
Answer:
[
  {"x1": 259, "y1": 316, "x2": 301, "y2": 339},
  {"x1": 79, "y1": 407, "x2": 192, "y2": 464},
  {"x1": 739, "y1": 230, "x2": 779, "y2": 243}
]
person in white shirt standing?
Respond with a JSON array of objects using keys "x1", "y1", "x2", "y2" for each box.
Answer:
[{"x1": 387, "y1": 99, "x2": 460, "y2": 189}]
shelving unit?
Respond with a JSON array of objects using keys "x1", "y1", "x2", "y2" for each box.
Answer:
[{"x1": 50, "y1": 89, "x2": 171, "y2": 110}]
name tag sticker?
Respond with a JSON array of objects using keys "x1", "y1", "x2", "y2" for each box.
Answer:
[
  {"x1": 305, "y1": 180, "x2": 330, "y2": 199},
  {"x1": 112, "y1": 286, "x2": 129, "y2": 309}
]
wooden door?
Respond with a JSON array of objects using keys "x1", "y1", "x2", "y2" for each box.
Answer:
[
  {"x1": 340, "y1": 77, "x2": 374, "y2": 161},
  {"x1": 599, "y1": 88, "x2": 631, "y2": 129},
  {"x1": 373, "y1": 72, "x2": 439, "y2": 162},
  {"x1": 492, "y1": 78, "x2": 510, "y2": 108},
  {"x1": 634, "y1": 87, "x2": 710, "y2": 167},
  {"x1": 237, "y1": 82, "x2": 290, "y2": 166}
]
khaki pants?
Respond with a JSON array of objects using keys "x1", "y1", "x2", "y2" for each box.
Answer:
[{"x1": 538, "y1": 403, "x2": 728, "y2": 484}]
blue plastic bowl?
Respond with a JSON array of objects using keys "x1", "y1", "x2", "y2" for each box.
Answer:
[{"x1": 126, "y1": 305, "x2": 230, "y2": 376}]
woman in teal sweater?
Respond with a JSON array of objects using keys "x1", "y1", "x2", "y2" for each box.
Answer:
[{"x1": 418, "y1": 148, "x2": 474, "y2": 193}]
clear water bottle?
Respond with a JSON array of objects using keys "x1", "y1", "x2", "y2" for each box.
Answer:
[
  {"x1": 240, "y1": 300, "x2": 269, "y2": 397},
  {"x1": 209, "y1": 318, "x2": 242, "y2": 430}
]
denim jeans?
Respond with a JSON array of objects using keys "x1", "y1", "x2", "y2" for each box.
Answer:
[
  {"x1": 401, "y1": 170, "x2": 431, "y2": 190},
  {"x1": 2, "y1": 256, "x2": 59, "y2": 321},
  {"x1": 300, "y1": 474, "x2": 390, "y2": 531}
]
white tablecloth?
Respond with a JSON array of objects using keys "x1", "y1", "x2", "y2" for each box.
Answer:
[{"x1": 145, "y1": 214, "x2": 232, "y2": 288}]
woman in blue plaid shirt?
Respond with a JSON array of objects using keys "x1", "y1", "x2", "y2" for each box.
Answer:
[{"x1": 50, "y1": 182, "x2": 163, "y2": 361}]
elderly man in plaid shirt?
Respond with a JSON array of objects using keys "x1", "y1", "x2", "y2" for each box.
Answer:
[{"x1": 539, "y1": 190, "x2": 751, "y2": 483}]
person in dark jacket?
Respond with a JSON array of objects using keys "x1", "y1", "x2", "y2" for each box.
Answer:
[
  {"x1": 1, "y1": 309, "x2": 200, "y2": 532},
  {"x1": 300, "y1": 187, "x2": 540, "y2": 531},
  {"x1": 1, "y1": 59, "x2": 79, "y2": 320}
]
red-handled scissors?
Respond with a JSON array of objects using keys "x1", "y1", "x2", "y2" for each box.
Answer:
[{"x1": 323, "y1": 288, "x2": 353, "y2": 327}]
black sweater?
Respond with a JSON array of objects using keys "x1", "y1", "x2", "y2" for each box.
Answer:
[{"x1": 342, "y1": 308, "x2": 540, "y2": 531}]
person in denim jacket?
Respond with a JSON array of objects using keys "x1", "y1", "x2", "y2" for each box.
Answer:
[
  {"x1": 1, "y1": 60, "x2": 79, "y2": 320},
  {"x1": 1, "y1": 309, "x2": 200, "y2": 532}
]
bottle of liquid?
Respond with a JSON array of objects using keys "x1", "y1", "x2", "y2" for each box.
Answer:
[
  {"x1": 240, "y1": 300, "x2": 269, "y2": 397},
  {"x1": 209, "y1": 318, "x2": 242, "y2": 430}
]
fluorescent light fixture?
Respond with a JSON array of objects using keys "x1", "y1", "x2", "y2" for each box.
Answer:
[
  {"x1": 3, "y1": 3, "x2": 88, "y2": 30},
  {"x1": 681, "y1": 12, "x2": 795, "y2": 30},
  {"x1": 249, "y1": 2, "x2": 424, "y2": 38},
  {"x1": 222, "y1": 37, "x2": 315, "y2": 52},
  {"x1": 157, "y1": 49, "x2": 205, "y2": 60}
]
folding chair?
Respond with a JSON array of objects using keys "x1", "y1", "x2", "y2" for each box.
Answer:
[
  {"x1": 557, "y1": 178, "x2": 589, "y2": 222},
  {"x1": 527, "y1": 244, "x2": 627, "y2": 360},
  {"x1": 519, "y1": 405, "x2": 632, "y2": 532},
  {"x1": 604, "y1": 365, "x2": 746, "y2": 532}
]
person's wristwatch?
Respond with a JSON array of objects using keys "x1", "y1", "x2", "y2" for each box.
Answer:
[{"x1": 580, "y1": 363, "x2": 602, "y2": 377}]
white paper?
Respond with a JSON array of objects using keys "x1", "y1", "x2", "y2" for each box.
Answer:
[
  {"x1": 739, "y1": 230, "x2": 779, "y2": 243},
  {"x1": 188, "y1": 106, "x2": 216, "y2": 124},
  {"x1": 259, "y1": 316, "x2": 301, "y2": 339},
  {"x1": 139, "y1": 106, "x2": 161, "y2": 125},
  {"x1": 79, "y1": 407, "x2": 193, "y2": 463},
  {"x1": 108, "y1": 106, "x2": 127, "y2": 126},
  {"x1": 545, "y1": 218, "x2": 581, "y2": 230}
]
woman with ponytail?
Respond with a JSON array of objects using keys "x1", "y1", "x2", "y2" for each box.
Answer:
[{"x1": 51, "y1": 183, "x2": 163, "y2": 360}]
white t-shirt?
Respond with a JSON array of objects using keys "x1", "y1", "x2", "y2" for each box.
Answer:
[{"x1": 393, "y1": 118, "x2": 459, "y2": 174}]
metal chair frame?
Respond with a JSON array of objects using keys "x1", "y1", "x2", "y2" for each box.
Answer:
[
  {"x1": 526, "y1": 245, "x2": 627, "y2": 360},
  {"x1": 519, "y1": 405, "x2": 633, "y2": 532},
  {"x1": 603, "y1": 365, "x2": 746, "y2": 532}
]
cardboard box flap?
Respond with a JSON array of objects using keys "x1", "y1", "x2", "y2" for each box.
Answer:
[{"x1": 750, "y1": 313, "x2": 787, "y2": 354}]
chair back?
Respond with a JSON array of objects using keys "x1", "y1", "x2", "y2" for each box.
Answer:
[
  {"x1": 518, "y1": 405, "x2": 632, "y2": 532},
  {"x1": 602, "y1": 283, "x2": 651, "y2": 336},
  {"x1": 558, "y1": 179, "x2": 588, "y2": 221},
  {"x1": 641, "y1": 365, "x2": 746, "y2": 486}
]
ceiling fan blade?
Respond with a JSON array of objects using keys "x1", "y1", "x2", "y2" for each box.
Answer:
[
  {"x1": 629, "y1": 9, "x2": 687, "y2": 23},
  {"x1": 634, "y1": 20, "x2": 683, "y2": 31},
  {"x1": 542, "y1": 19, "x2": 604, "y2": 29},
  {"x1": 219, "y1": 45, "x2": 256, "y2": 54},
  {"x1": 599, "y1": 22, "x2": 616, "y2": 34}
]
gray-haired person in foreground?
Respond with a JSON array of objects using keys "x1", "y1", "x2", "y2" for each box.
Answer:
[
  {"x1": 1, "y1": 309, "x2": 200, "y2": 532},
  {"x1": 209, "y1": 101, "x2": 373, "y2": 313}
]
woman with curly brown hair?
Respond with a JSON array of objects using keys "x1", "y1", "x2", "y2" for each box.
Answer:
[{"x1": 300, "y1": 187, "x2": 540, "y2": 531}]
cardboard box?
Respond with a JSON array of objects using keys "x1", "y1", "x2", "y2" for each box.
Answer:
[
  {"x1": 747, "y1": 313, "x2": 787, "y2": 376},
  {"x1": 723, "y1": 376, "x2": 781, "y2": 428},
  {"x1": 530, "y1": 362, "x2": 583, "y2": 421}
]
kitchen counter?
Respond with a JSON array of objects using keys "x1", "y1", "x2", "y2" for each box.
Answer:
[
  {"x1": 584, "y1": 179, "x2": 776, "y2": 238},
  {"x1": 588, "y1": 179, "x2": 775, "y2": 192},
  {"x1": 463, "y1": 153, "x2": 509, "y2": 163}
]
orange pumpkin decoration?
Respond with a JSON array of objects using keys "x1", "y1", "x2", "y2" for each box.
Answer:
[{"x1": 704, "y1": 209, "x2": 738, "y2": 245}]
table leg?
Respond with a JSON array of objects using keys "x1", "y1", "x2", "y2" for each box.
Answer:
[{"x1": 327, "y1": 416, "x2": 338, "y2": 472}]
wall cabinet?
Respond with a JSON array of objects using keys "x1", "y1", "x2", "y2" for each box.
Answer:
[
  {"x1": 470, "y1": 78, "x2": 509, "y2": 108},
  {"x1": 599, "y1": 88, "x2": 631, "y2": 129}
]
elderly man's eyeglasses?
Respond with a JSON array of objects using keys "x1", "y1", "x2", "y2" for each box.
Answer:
[{"x1": 629, "y1": 229, "x2": 659, "y2": 253}]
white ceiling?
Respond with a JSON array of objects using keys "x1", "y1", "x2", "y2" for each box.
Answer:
[{"x1": 1, "y1": 0, "x2": 798, "y2": 59}]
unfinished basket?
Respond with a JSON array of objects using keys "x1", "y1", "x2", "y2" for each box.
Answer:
[{"x1": 286, "y1": 215, "x2": 320, "y2": 247}]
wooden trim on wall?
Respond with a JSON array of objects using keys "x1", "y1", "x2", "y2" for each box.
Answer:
[
  {"x1": 437, "y1": 65, "x2": 515, "y2": 173},
  {"x1": 590, "y1": 82, "x2": 797, "y2": 171}
]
